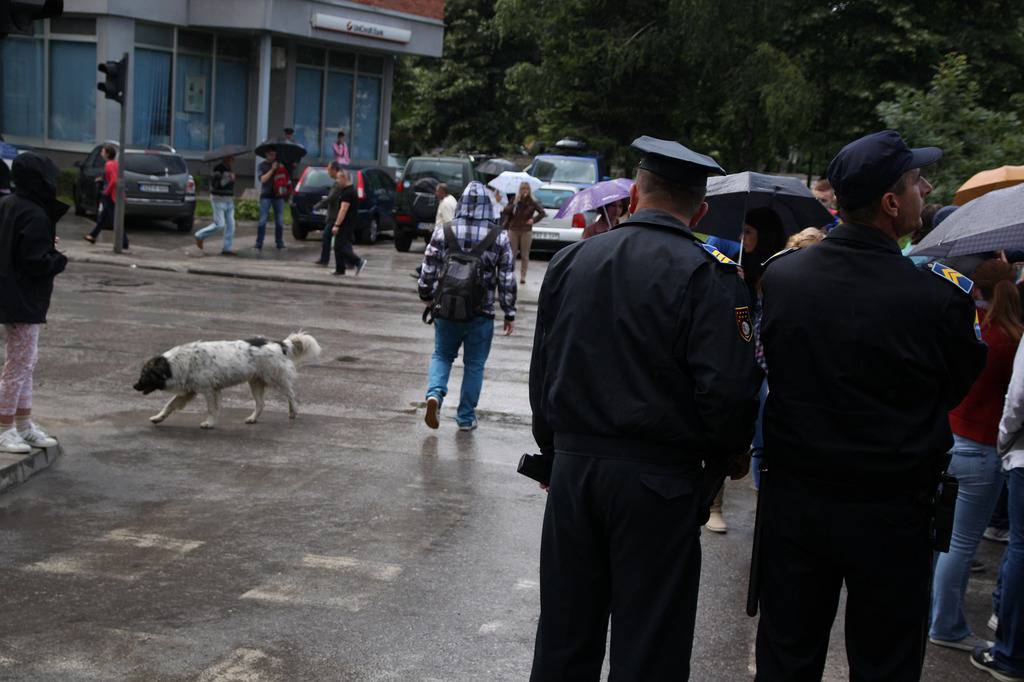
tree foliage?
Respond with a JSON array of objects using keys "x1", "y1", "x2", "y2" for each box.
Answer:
[{"x1": 392, "y1": 0, "x2": 1024, "y2": 178}]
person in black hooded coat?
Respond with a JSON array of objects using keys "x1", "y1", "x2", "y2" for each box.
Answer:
[{"x1": 0, "y1": 153, "x2": 68, "y2": 453}]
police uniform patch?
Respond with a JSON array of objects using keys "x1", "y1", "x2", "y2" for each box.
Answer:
[
  {"x1": 975, "y1": 310, "x2": 983, "y2": 341},
  {"x1": 701, "y1": 242, "x2": 737, "y2": 267},
  {"x1": 735, "y1": 306, "x2": 753, "y2": 342},
  {"x1": 929, "y1": 262, "x2": 974, "y2": 295}
]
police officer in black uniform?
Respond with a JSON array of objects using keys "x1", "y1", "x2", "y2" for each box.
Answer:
[
  {"x1": 529, "y1": 136, "x2": 762, "y2": 681},
  {"x1": 753, "y1": 130, "x2": 987, "y2": 681}
]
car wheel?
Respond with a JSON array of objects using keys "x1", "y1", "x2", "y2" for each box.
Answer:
[
  {"x1": 176, "y1": 215, "x2": 194, "y2": 233},
  {"x1": 292, "y1": 223, "x2": 309, "y2": 241},
  {"x1": 394, "y1": 231, "x2": 413, "y2": 252},
  {"x1": 361, "y1": 217, "x2": 380, "y2": 245}
]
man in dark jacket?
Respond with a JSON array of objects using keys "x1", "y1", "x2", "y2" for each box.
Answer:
[
  {"x1": 0, "y1": 153, "x2": 68, "y2": 453},
  {"x1": 753, "y1": 131, "x2": 988, "y2": 681},
  {"x1": 529, "y1": 137, "x2": 761, "y2": 680}
]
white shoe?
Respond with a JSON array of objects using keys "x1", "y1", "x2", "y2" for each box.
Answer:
[
  {"x1": 989, "y1": 614, "x2": 999, "y2": 632},
  {"x1": 984, "y1": 527, "x2": 1010, "y2": 544},
  {"x1": 18, "y1": 422, "x2": 58, "y2": 448},
  {"x1": 0, "y1": 427, "x2": 31, "y2": 454},
  {"x1": 706, "y1": 511, "x2": 728, "y2": 534},
  {"x1": 929, "y1": 634, "x2": 994, "y2": 651}
]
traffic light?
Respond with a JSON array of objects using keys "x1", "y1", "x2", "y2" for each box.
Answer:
[
  {"x1": 98, "y1": 57, "x2": 127, "y2": 104},
  {"x1": 0, "y1": 0, "x2": 64, "y2": 38}
]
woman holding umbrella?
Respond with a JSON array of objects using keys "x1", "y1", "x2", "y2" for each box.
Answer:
[{"x1": 501, "y1": 181, "x2": 545, "y2": 284}]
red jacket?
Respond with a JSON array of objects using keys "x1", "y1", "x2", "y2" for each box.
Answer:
[
  {"x1": 949, "y1": 308, "x2": 1019, "y2": 445},
  {"x1": 103, "y1": 160, "x2": 118, "y2": 200}
]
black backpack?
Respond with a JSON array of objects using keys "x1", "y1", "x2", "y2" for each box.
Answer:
[{"x1": 431, "y1": 222, "x2": 501, "y2": 322}]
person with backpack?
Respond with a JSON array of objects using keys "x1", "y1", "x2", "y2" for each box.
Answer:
[
  {"x1": 418, "y1": 181, "x2": 517, "y2": 432},
  {"x1": 255, "y1": 148, "x2": 289, "y2": 251}
]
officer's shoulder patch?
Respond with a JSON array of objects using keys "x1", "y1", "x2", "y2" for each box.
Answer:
[
  {"x1": 700, "y1": 242, "x2": 738, "y2": 268},
  {"x1": 762, "y1": 247, "x2": 800, "y2": 269},
  {"x1": 929, "y1": 261, "x2": 974, "y2": 295}
]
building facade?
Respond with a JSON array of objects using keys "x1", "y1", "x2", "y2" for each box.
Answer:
[{"x1": 0, "y1": 0, "x2": 444, "y2": 171}]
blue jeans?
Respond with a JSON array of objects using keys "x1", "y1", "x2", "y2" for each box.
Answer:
[
  {"x1": 425, "y1": 316, "x2": 494, "y2": 426},
  {"x1": 750, "y1": 379, "x2": 768, "y2": 489},
  {"x1": 930, "y1": 434, "x2": 1006, "y2": 642},
  {"x1": 257, "y1": 197, "x2": 285, "y2": 248},
  {"x1": 994, "y1": 467, "x2": 1024, "y2": 674},
  {"x1": 195, "y1": 198, "x2": 235, "y2": 252}
]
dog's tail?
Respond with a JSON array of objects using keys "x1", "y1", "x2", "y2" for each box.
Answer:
[{"x1": 282, "y1": 332, "x2": 322, "y2": 366}]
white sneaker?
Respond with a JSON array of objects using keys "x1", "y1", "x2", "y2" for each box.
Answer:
[
  {"x1": 18, "y1": 422, "x2": 57, "y2": 449},
  {"x1": 929, "y1": 634, "x2": 994, "y2": 651},
  {"x1": 0, "y1": 427, "x2": 31, "y2": 454},
  {"x1": 706, "y1": 511, "x2": 728, "y2": 534},
  {"x1": 984, "y1": 527, "x2": 1010, "y2": 544},
  {"x1": 989, "y1": 614, "x2": 999, "y2": 632}
]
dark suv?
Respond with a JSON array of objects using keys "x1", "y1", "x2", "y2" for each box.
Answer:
[
  {"x1": 393, "y1": 156, "x2": 479, "y2": 252},
  {"x1": 290, "y1": 164, "x2": 396, "y2": 244},
  {"x1": 72, "y1": 144, "x2": 196, "y2": 231}
]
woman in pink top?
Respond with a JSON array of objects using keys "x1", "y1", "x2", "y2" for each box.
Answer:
[{"x1": 332, "y1": 131, "x2": 350, "y2": 165}]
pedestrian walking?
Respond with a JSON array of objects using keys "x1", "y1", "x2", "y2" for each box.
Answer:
[
  {"x1": 980, "y1": 336, "x2": 1024, "y2": 681},
  {"x1": 332, "y1": 131, "x2": 350, "y2": 166},
  {"x1": 418, "y1": 181, "x2": 516, "y2": 432},
  {"x1": 529, "y1": 137, "x2": 761, "y2": 680},
  {"x1": 84, "y1": 144, "x2": 128, "y2": 250},
  {"x1": 434, "y1": 183, "x2": 457, "y2": 229},
  {"x1": 255, "y1": 148, "x2": 288, "y2": 250},
  {"x1": 194, "y1": 155, "x2": 237, "y2": 255},
  {"x1": 930, "y1": 258, "x2": 1022, "y2": 653},
  {"x1": 319, "y1": 167, "x2": 365, "y2": 277},
  {"x1": 0, "y1": 153, "x2": 68, "y2": 453},
  {"x1": 753, "y1": 130, "x2": 987, "y2": 681},
  {"x1": 500, "y1": 181, "x2": 545, "y2": 284},
  {"x1": 314, "y1": 161, "x2": 342, "y2": 267}
]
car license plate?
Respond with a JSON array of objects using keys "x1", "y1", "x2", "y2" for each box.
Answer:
[
  {"x1": 140, "y1": 183, "x2": 169, "y2": 193},
  {"x1": 533, "y1": 230, "x2": 558, "y2": 240},
  {"x1": 418, "y1": 222, "x2": 434, "y2": 231},
  {"x1": 314, "y1": 208, "x2": 327, "y2": 216}
]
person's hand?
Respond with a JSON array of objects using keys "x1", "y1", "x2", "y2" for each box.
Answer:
[
  {"x1": 539, "y1": 483, "x2": 549, "y2": 492},
  {"x1": 728, "y1": 449, "x2": 752, "y2": 480},
  {"x1": 272, "y1": 161, "x2": 279, "y2": 170},
  {"x1": 504, "y1": 319, "x2": 515, "y2": 336},
  {"x1": 526, "y1": 219, "x2": 534, "y2": 226},
  {"x1": 228, "y1": 173, "x2": 236, "y2": 181},
  {"x1": 332, "y1": 226, "x2": 339, "y2": 236},
  {"x1": 54, "y1": 236, "x2": 60, "y2": 247}
]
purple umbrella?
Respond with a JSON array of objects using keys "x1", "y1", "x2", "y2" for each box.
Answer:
[{"x1": 554, "y1": 178, "x2": 634, "y2": 219}]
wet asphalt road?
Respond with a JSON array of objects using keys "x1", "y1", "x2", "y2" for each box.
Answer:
[{"x1": 0, "y1": 218, "x2": 1005, "y2": 681}]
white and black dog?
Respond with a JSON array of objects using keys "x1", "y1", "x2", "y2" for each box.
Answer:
[{"x1": 133, "y1": 333, "x2": 322, "y2": 428}]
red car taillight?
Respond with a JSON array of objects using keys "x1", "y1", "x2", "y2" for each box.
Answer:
[
  {"x1": 294, "y1": 167, "x2": 311, "y2": 193},
  {"x1": 572, "y1": 213, "x2": 586, "y2": 228},
  {"x1": 356, "y1": 171, "x2": 365, "y2": 200}
]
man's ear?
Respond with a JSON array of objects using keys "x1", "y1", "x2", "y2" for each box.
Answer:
[
  {"x1": 628, "y1": 184, "x2": 639, "y2": 214},
  {"x1": 689, "y1": 201, "x2": 710, "y2": 229},
  {"x1": 881, "y1": 192, "x2": 900, "y2": 218}
]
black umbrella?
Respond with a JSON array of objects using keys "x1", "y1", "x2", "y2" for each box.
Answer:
[
  {"x1": 910, "y1": 184, "x2": 1024, "y2": 258},
  {"x1": 254, "y1": 138, "x2": 307, "y2": 166},
  {"x1": 700, "y1": 172, "x2": 833, "y2": 243},
  {"x1": 203, "y1": 144, "x2": 249, "y2": 162},
  {"x1": 476, "y1": 158, "x2": 520, "y2": 176}
]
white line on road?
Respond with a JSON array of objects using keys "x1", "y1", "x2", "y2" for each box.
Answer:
[
  {"x1": 197, "y1": 648, "x2": 282, "y2": 682},
  {"x1": 478, "y1": 621, "x2": 504, "y2": 634},
  {"x1": 302, "y1": 554, "x2": 403, "y2": 581},
  {"x1": 105, "y1": 529, "x2": 204, "y2": 554},
  {"x1": 515, "y1": 578, "x2": 538, "y2": 590}
]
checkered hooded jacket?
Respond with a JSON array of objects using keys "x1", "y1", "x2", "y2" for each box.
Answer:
[{"x1": 418, "y1": 181, "x2": 517, "y2": 320}]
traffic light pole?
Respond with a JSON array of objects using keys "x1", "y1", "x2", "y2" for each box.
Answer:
[{"x1": 112, "y1": 51, "x2": 128, "y2": 254}]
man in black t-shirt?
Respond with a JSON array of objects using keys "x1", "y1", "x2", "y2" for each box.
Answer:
[
  {"x1": 255, "y1": 148, "x2": 287, "y2": 250},
  {"x1": 322, "y1": 169, "x2": 365, "y2": 276}
]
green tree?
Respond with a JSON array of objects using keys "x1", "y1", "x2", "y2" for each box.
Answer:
[{"x1": 877, "y1": 53, "x2": 1024, "y2": 203}]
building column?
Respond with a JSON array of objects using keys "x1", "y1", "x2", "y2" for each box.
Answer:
[
  {"x1": 380, "y1": 56, "x2": 394, "y2": 164},
  {"x1": 254, "y1": 32, "x2": 272, "y2": 188}
]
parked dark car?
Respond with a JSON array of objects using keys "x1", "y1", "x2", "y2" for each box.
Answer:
[
  {"x1": 290, "y1": 164, "x2": 396, "y2": 244},
  {"x1": 393, "y1": 156, "x2": 479, "y2": 252},
  {"x1": 72, "y1": 143, "x2": 196, "y2": 231}
]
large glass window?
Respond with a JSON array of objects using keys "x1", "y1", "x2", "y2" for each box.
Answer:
[
  {"x1": 174, "y1": 53, "x2": 212, "y2": 150},
  {"x1": 352, "y1": 74, "x2": 381, "y2": 161},
  {"x1": 293, "y1": 67, "x2": 323, "y2": 156},
  {"x1": 133, "y1": 48, "x2": 173, "y2": 147},
  {"x1": 48, "y1": 40, "x2": 96, "y2": 142},
  {"x1": 0, "y1": 37, "x2": 44, "y2": 138},
  {"x1": 323, "y1": 72, "x2": 353, "y2": 159},
  {"x1": 214, "y1": 59, "x2": 248, "y2": 147}
]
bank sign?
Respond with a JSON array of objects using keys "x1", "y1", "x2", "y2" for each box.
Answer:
[{"x1": 312, "y1": 13, "x2": 412, "y2": 44}]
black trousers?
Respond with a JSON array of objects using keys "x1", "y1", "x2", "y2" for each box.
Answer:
[
  {"x1": 333, "y1": 226, "x2": 361, "y2": 274},
  {"x1": 754, "y1": 470, "x2": 932, "y2": 682},
  {"x1": 531, "y1": 453, "x2": 703, "y2": 681},
  {"x1": 89, "y1": 194, "x2": 128, "y2": 248}
]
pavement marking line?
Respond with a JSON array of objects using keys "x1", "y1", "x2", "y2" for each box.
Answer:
[
  {"x1": 23, "y1": 555, "x2": 137, "y2": 581},
  {"x1": 197, "y1": 647, "x2": 282, "y2": 682},
  {"x1": 240, "y1": 577, "x2": 369, "y2": 612},
  {"x1": 478, "y1": 621, "x2": 504, "y2": 635},
  {"x1": 301, "y1": 554, "x2": 403, "y2": 581},
  {"x1": 515, "y1": 578, "x2": 538, "y2": 590},
  {"x1": 105, "y1": 529, "x2": 205, "y2": 554},
  {"x1": 0, "y1": 656, "x2": 15, "y2": 666}
]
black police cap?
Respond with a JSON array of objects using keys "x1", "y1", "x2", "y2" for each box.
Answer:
[
  {"x1": 632, "y1": 136, "x2": 726, "y2": 185},
  {"x1": 827, "y1": 130, "x2": 942, "y2": 211}
]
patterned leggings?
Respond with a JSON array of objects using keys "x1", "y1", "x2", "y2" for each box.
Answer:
[{"x1": 0, "y1": 324, "x2": 40, "y2": 417}]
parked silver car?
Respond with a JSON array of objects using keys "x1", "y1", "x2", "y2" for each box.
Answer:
[{"x1": 73, "y1": 143, "x2": 196, "y2": 232}]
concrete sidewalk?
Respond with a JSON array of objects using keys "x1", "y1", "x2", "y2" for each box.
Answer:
[{"x1": 57, "y1": 214, "x2": 546, "y2": 304}]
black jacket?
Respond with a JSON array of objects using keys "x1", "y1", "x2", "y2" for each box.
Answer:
[
  {"x1": 209, "y1": 162, "x2": 235, "y2": 197},
  {"x1": 760, "y1": 222, "x2": 987, "y2": 480},
  {"x1": 0, "y1": 154, "x2": 69, "y2": 324},
  {"x1": 530, "y1": 208, "x2": 762, "y2": 464}
]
